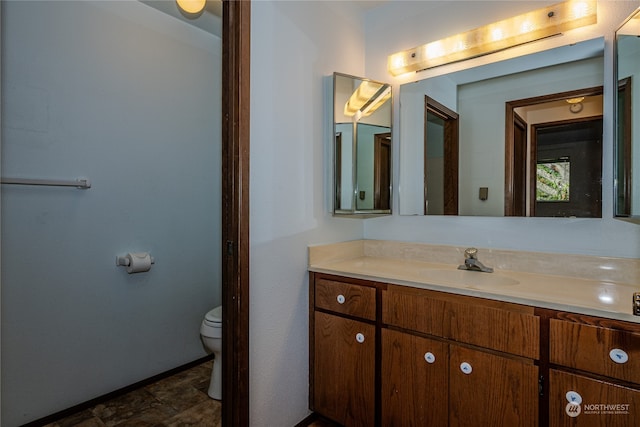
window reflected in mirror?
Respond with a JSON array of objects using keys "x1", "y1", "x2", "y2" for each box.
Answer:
[{"x1": 536, "y1": 158, "x2": 571, "y2": 202}]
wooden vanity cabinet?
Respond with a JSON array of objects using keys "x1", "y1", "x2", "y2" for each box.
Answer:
[
  {"x1": 548, "y1": 314, "x2": 640, "y2": 426},
  {"x1": 313, "y1": 311, "x2": 375, "y2": 426},
  {"x1": 449, "y1": 345, "x2": 539, "y2": 426},
  {"x1": 310, "y1": 272, "x2": 640, "y2": 427},
  {"x1": 381, "y1": 284, "x2": 540, "y2": 427},
  {"x1": 381, "y1": 328, "x2": 449, "y2": 426},
  {"x1": 310, "y1": 275, "x2": 377, "y2": 427}
]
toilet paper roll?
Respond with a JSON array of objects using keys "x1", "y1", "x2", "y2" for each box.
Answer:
[{"x1": 126, "y1": 252, "x2": 153, "y2": 274}]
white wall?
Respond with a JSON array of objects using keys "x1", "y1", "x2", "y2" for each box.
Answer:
[
  {"x1": 362, "y1": 1, "x2": 640, "y2": 258},
  {"x1": 249, "y1": 1, "x2": 365, "y2": 426},
  {"x1": 1, "y1": 2, "x2": 221, "y2": 425}
]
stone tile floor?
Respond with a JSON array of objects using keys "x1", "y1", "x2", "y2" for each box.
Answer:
[{"x1": 44, "y1": 360, "x2": 221, "y2": 427}]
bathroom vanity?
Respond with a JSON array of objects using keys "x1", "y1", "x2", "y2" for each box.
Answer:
[{"x1": 308, "y1": 240, "x2": 640, "y2": 427}]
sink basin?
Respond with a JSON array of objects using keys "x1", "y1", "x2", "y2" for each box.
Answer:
[{"x1": 420, "y1": 269, "x2": 519, "y2": 289}]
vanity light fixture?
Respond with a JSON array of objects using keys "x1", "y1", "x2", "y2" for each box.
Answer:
[
  {"x1": 388, "y1": 0, "x2": 597, "y2": 76},
  {"x1": 176, "y1": 0, "x2": 206, "y2": 17},
  {"x1": 344, "y1": 81, "x2": 391, "y2": 119}
]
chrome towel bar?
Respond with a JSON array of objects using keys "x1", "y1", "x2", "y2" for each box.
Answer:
[{"x1": 1, "y1": 177, "x2": 91, "y2": 189}]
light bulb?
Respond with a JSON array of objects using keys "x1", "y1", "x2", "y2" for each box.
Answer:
[{"x1": 176, "y1": 0, "x2": 206, "y2": 15}]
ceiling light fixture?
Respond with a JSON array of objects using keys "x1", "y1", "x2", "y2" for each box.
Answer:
[
  {"x1": 566, "y1": 96, "x2": 585, "y2": 104},
  {"x1": 388, "y1": 0, "x2": 597, "y2": 76},
  {"x1": 176, "y1": 0, "x2": 206, "y2": 17},
  {"x1": 567, "y1": 96, "x2": 585, "y2": 113}
]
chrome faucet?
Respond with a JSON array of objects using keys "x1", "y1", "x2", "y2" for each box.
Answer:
[{"x1": 458, "y1": 247, "x2": 493, "y2": 273}]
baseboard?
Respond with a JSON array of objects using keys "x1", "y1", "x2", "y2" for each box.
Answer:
[
  {"x1": 21, "y1": 354, "x2": 215, "y2": 427},
  {"x1": 294, "y1": 412, "x2": 343, "y2": 427}
]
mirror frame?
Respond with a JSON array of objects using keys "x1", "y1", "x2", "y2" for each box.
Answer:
[
  {"x1": 332, "y1": 72, "x2": 393, "y2": 217},
  {"x1": 614, "y1": 7, "x2": 640, "y2": 223}
]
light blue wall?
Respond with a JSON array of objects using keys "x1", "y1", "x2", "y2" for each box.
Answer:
[{"x1": 1, "y1": 2, "x2": 221, "y2": 425}]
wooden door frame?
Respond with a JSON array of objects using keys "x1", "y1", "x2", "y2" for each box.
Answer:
[
  {"x1": 222, "y1": 1, "x2": 250, "y2": 426},
  {"x1": 617, "y1": 76, "x2": 632, "y2": 216},
  {"x1": 504, "y1": 86, "x2": 602, "y2": 216},
  {"x1": 373, "y1": 132, "x2": 391, "y2": 210},
  {"x1": 512, "y1": 112, "x2": 528, "y2": 216},
  {"x1": 424, "y1": 96, "x2": 459, "y2": 215}
]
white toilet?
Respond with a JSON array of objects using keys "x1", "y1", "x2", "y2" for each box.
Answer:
[{"x1": 200, "y1": 305, "x2": 222, "y2": 400}]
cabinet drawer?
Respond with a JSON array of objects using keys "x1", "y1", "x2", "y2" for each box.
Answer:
[
  {"x1": 382, "y1": 286, "x2": 447, "y2": 337},
  {"x1": 383, "y1": 285, "x2": 539, "y2": 359},
  {"x1": 448, "y1": 299, "x2": 540, "y2": 359},
  {"x1": 315, "y1": 278, "x2": 376, "y2": 321},
  {"x1": 550, "y1": 319, "x2": 640, "y2": 384}
]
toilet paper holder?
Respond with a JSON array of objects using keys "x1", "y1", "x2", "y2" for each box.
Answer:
[{"x1": 116, "y1": 252, "x2": 155, "y2": 274}]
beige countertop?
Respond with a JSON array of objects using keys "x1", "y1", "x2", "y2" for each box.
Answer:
[{"x1": 309, "y1": 240, "x2": 640, "y2": 323}]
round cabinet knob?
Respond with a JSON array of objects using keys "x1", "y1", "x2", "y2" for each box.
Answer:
[
  {"x1": 336, "y1": 294, "x2": 345, "y2": 304},
  {"x1": 355, "y1": 333, "x2": 365, "y2": 343},
  {"x1": 460, "y1": 362, "x2": 473, "y2": 375},
  {"x1": 424, "y1": 352, "x2": 436, "y2": 364},
  {"x1": 566, "y1": 391, "x2": 583, "y2": 405},
  {"x1": 609, "y1": 348, "x2": 629, "y2": 364}
]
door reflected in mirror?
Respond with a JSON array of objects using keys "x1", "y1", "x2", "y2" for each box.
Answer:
[
  {"x1": 333, "y1": 73, "x2": 392, "y2": 216},
  {"x1": 615, "y1": 8, "x2": 640, "y2": 220},
  {"x1": 399, "y1": 38, "x2": 604, "y2": 217}
]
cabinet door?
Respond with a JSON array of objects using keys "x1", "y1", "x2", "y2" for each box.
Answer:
[
  {"x1": 549, "y1": 369, "x2": 640, "y2": 427},
  {"x1": 313, "y1": 311, "x2": 375, "y2": 427},
  {"x1": 381, "y1": 328, "x2": 448, "y2": 426},
  {"x1": 449, "y1": 345, "x2": 539, "y2": 427}
]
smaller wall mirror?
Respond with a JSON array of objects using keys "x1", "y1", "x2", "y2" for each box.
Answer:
[
  {"x1": 333, "y1": 72, "x2": 392, "y2": 216},
  {"x1": 615, "y1": 8, "x2": 640, "y2": 221}
]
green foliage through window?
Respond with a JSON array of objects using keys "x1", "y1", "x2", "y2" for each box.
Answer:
[{"x1": 536, "y1": 160, "x2": 570, "y2": 202}]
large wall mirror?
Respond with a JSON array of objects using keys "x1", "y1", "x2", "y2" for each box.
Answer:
[
  {"x1": 615, "y1": 8, "x2": 640, "y2": 221},
  {"x1": 399, "y1": 38, "x2": 605, "y2": 217},
  {"x1": 333, "y1": 72, "x2": 392, "y2": 216}
]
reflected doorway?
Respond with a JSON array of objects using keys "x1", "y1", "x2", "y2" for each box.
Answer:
[
  {"x1": 374, "y1": 132, "x2": 391, "y2": 210},
  {"x1": 424, "y1": 96, "x2": 459, "y2": 215},
  {"x1": 505, "y1": 86, "x2": 603, "y2": 217},
  {"x1": 531, "y1": 118, "x2": 603, "y2": 217}
]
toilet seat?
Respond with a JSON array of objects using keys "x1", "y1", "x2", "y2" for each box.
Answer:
[
  {"x1": 204, "y1": 305, "x2": 222, "y2": 325},
  {"x1": 201, "y1": 305, "x2": 222, "y2": 339}
]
